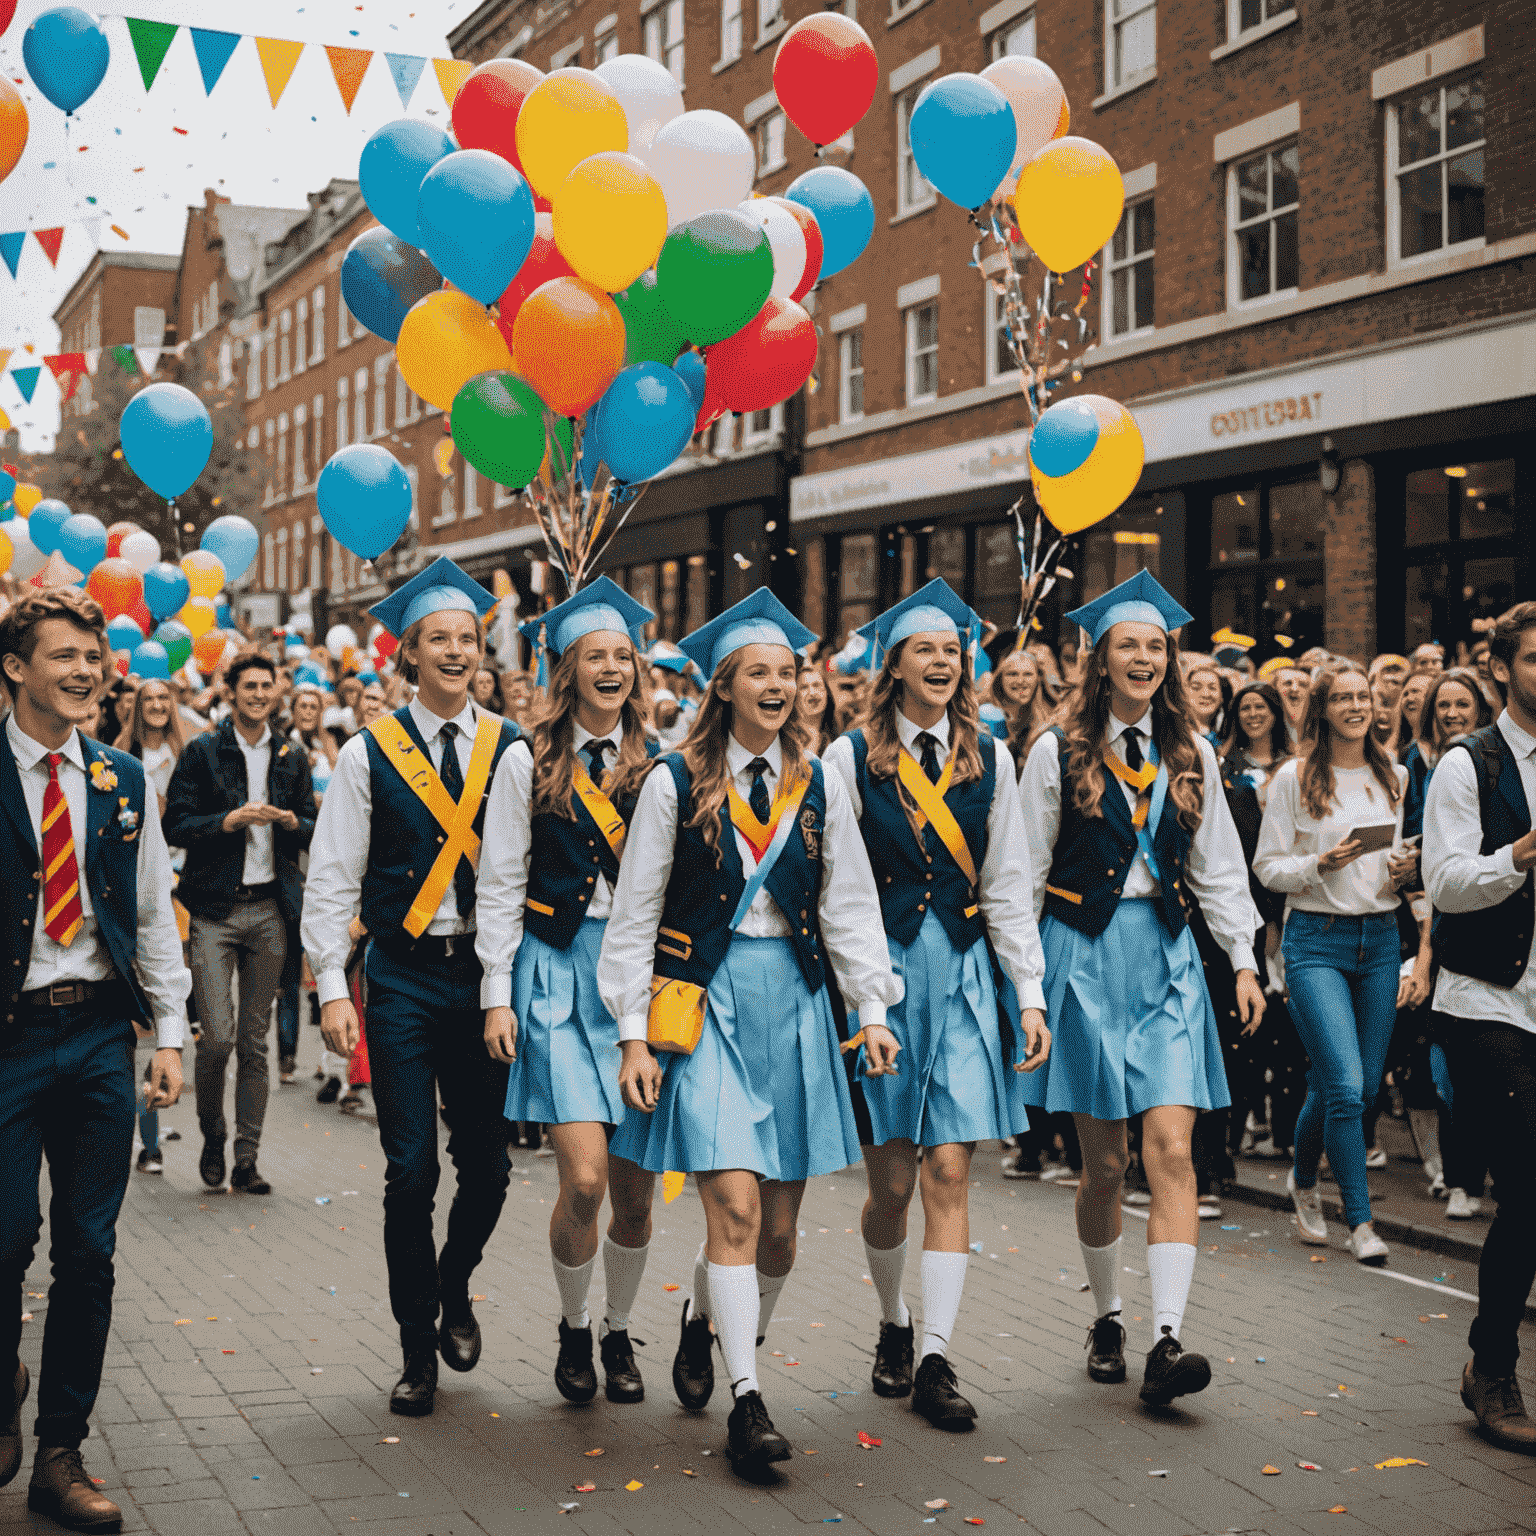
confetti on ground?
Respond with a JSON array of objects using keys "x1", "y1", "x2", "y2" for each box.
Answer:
[
  {"x1": 310, "y1": 1368, "x2": 323, "y2": 1375},
  {"x1": 574, "y1": 1482, "x2": 596, "y2": 1492},
  {"x1": 925, "y1": 1498, "x2": 950, "y2": 1509},
  {"x1": 857, "y1": 1432, "x2": 882, "y2": 1447},
  {"x1": 1329, "y1": 1507, "x2": 1348, "y2": 1514},
  {"x1": 664, "y1": 1283, "x2": 680, "y2": 1291},
  {"x1": 683, "y1": 1468, "x2": 696, "y2": 1477},
  {"x1": 1298, "y1": 1462, "x2": 1322, "y2": 1471},
  {"x1": 315, "y1": 1197, "x2": 331, "y2": 1205},
  {"x1": 221, "y1": 1349, "x2": 235, "y2": 1355},
  {"x1": 379, "y1": 1437, "x2": 399, "y2": 1444},
  {"x1": 1310, "y1": 1255, "x2": 1327, "y2": 1263},
  {"x1": 173, "y1": 1319, "x2": 191, "y2": 1326},
  {"x1": 1375, "y1": 1457, "x2": 1429, "y2": 1469},
  {"x1": 20, "y1": 1314, "x2": 32, "y2": 1323},
  {"x1": 473, "y1": 1294, "x2": 486, "y2": 1302},
  {"x1": 625, "y1": 1479, "x2": 644, "y2": 1491},
  {"x1": 1147, "y1": 1469, "x2": 1169, "y2": 1478},
  {"x1": 1303, "y1": 1410, "x2": 1319, "y2": 1416},
  {"x1": 584, "y1": 1448, "x2": 604, "y2": 1457},
  {"x1": 1261, "y1": 1465, "x2": 1281, "y2": 1475},
  {"x1": 491, "y1": 1413, "x2": 500, "y2": 1419},
  {"x1": 965, "y1": 1520, "x2": 985, "y2": 1527},
  {"x1": 206, "y1": 1316, "x2": 218, "y2": 1321},
  {"x1": 1256, "y1": 1357, "x2": 1266, "y2": 1363},
  {"x1": 983, "y1": 1456, "x2": 1006, "y2": 1463},
  {"x1": 559, "y1": 1502, "x2": 579, "y2": 1513}
]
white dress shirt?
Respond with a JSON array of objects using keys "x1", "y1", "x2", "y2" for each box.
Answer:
[
  {"x1": 476, "y1": 723, "x2": 621, "y2": 1010},
  {"x1": 1019, "y1": 713, "x2": 1260, "y2": 973},
  {"x1": 596, "y1": 734, "x2": 902, "y2": 1042},
  {"x1": 1423, "y1": 708, "x2": 1536, "y2": 1034},
  {"x1": 302, "y1": 697, "x2": 484, "y2": 1007},
  {"x1": 823, "y1": 711, "x2": 1047, "y2": 1013},
  {"x1": 8, "y1": 714, "x2": 190, "y2": 1048},
  {"x1": 233, "y1": 723, "x2": 275, "y2": 885}
]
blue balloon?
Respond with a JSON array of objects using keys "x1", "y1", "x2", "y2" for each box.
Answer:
[
  {"x1": 57, "y1": 512, "x2": 107, "y2": 572},
  {"x1": 295, "y1": 662, "x2": 329, "y2": 688},
  {"x1": 200, "y1": 514, "x2": 259, "y2": 583},
  {"x1": 318, "y1": 445, "x2": 413, "y2": 561},
  {"x1": 215, "y1": 602, "x2": 233, "y2": 628},
  {"x1": 673, "y1": 351, "x2": 707, "y2": 415},
  {"x1": 106, "y1": 614, "x2": 146, "y2": 650},
  {"x1": 416, "y1": 150, "x2": 536, "y2": 307},
  {"x1": 785, "y1": 167, "x2": 875, "y2": 280},
  {"x1": 130, "y1": 641, "x2": 170, "y2": 681},
  {"x1": 359, "y1": 119, "x2": 457, "y2": 247},
  {"x1": 0, "y1": 503, "x2": 12, "y2": 523},
  {"x1": 908, "y1": 74, "x2": 1017, "y2": 211},
  {"x1": 27, "y1": 499, "x2": 71, "y2": 555},
  {"x1": 23, "y1": 6, "x2": 109, "y2": 114},
  {"x1": 354, "y1": 670, "x2": 380, "y2": 687},
  {"x1": 340, "y1": 228, "x2": 443, "y2": 345},
  {"x1": 143, "y1": 561, "x2": 191, "y2": 622},
  {"x1": 589, "y1": 363, "x2": 697, "y2": 485},
  {"x1": 577, "y1": 401, "x2": 605, "y2": 494},
  {"x1": 1029, "y1": 399, "x2": 1101, "y2": 477},
  {"x1": 120, "y1": 383, "x2": 213, "y2": 499},
  {"x1": 0, "y1": 471, "x2": 14, "y2": 503}
]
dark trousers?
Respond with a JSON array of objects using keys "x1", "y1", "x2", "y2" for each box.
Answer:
[
  {"x1": 1439, "y1": 1016, "x2": 1536, "y2": 1378},
  {"x1": 0, "y1": 1006, "x2": 136, "y2": 1447},
  {"x1": 364, "y1": 942, "x2": 512, "y2": 1349},
  {"x1": 276, "y1": 917, "x2": 303, "y2": 1063}
]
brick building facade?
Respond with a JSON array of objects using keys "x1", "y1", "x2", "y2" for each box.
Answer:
[{"x1": 52, "y1": 252, "x2": 180, "y2": 420}]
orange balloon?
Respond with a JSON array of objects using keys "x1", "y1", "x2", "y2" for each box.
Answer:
[
  {"x1": 511, "y1": 277, "x2": 626, "y2": 418},
  {"x1": 0, "y1": 78, "x2": 27, "y2": 185},
  {"x1": 86, "y1": 557, "x2": 144, "y2": 620},
  {"x1": 193, "y1": 628, "x2": 230, "y2": 672},
  {"x1": 13, "y1": 482, "x2": 40, "y2": 515}
]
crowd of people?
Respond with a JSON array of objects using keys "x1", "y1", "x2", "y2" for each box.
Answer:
[{"x1": 0, "y1": 557, "x2": 1532, "y2": 1531}]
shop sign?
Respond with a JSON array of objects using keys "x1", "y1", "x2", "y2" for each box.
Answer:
[{"x1": 1209, "y1": 392, "x2": 1324, "y2": 438}]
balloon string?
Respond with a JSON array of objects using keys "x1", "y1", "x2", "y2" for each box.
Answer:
[{"x1": 167, "y1": 498, "x2": 181, "y2": 560}]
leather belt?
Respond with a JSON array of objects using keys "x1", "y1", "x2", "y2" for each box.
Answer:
[
  {"x1": 376, "y1": 931, "x2": 479, "y2": 965},
  {"x1": 19, "y1": 979, "x2": 116, "y2": 1010},
  {"x1": 232, "y1": 881, "x2": 279, "y2": 903}
]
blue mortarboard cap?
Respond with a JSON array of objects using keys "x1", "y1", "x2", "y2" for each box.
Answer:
[
  {"x1": 368, "y1": 556, "x2": 497, "y2": 639},
  {"x1": 978, "y1": 702, "x2": 1008, "y2": 737},
  {"x1": 856, "y1": 579, "x2": 983, "y2": 670},
  {"x1": 1066, "y1": 568, "x2": 1193, "y2": 648},
  {"x1": 677, "y1": 587, "x2": 817, "y2": 680},
  {"x1": 520, "y1": 575, "x2": 654, "y2": 658}
]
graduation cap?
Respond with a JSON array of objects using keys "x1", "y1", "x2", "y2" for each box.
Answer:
[
  {"x1": 521, "y1": 575, "x2": 654, "y2": 660},
  {"x1": 856, "y1": 578, "x2": 983, "y2": 671},
  {"x1": 677, "y1": 587, "x2": 817, "y2": 680},
  {"x1": 1210, "y1": 625, "x2": 1257, "y2": 671},
  {"x1": 1066, "y1": 568, "x2": 1193, "y2": 648},
  {"x1": 367, "y1": 556, "x2": 497, "y2": 640}
]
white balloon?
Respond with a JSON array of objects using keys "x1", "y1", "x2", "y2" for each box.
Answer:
[
  {"x1": 120, "y1": 528, "x2": 161, "y2": 573},
  {"x1": 737, "y1": 198, "x2": 808, "y2": 301},
  {"x1": 326, "y1": 623, "x2": 360, "y2": 654},
  {"x1": 594, "y1": 54, "x2": 684, "y2": 156},
  {"x1": 6, "y1": 517, "x2": 46, "y2": 581},
  {"x1": 981, "y1": 56, "x2": 1069, "y2": 198},
  {"x1": 644, "y1": 110, "x2": 755, "y2": 229}
]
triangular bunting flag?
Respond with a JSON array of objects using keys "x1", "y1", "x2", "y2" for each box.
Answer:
[
  {"x1": 190, "y1": 28, "x2": 241, "y2": 95},
  {"x1": 0, "y1": 408, "x2": 10, "y2": 432},
  {"x1": 325, "y1": 46, "x2": 372, "y2": 114},
  {"x1": 0, "y1": 231, "x2": 24, "y2": 278},
  {"x1": 44, "y1": 353, "x2": 89, "y2": 405},
  {"x1": 84, "y1": 349, "x2": 101, "y2": 375},
  {"x1": 135, "y1": 347, "x2": 163, "y2": 378},
  {"x1": 126, "y1": 17, "x2": 179, "y2": 91},
  {"x1": 0, "y1": 349, "x2": 11, "y2": 374},
  {"x1": 384, "y1": 53, "x2": 427, "y2": 108},
  {"x1": 33, "y1": 228, "x2": 65, "y2": 267},
  {"x1": 432, "y1": 58, "x2": 473, "y2": 106},
  {"x1": 11, "y1": 366, "x2": 41, "y2": 403},
  {"x1": 255, "y1": 38, "x2": 305, "y2": 108},
  {"x1": 111, "y1": 344, "x2": 139, "y2": 376}
]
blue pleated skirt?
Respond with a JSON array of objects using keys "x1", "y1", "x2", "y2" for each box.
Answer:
[
  {"x1": 855, "y1": 911, "x2": 1031, "y2": 1147},
  {"x1": 504, "y1": 917, "x2": 626, "y2": 1127},
  {"x1": 1022, "y1": 899, "x2": 1230, "y2": 1120},
  {"x1": 609, "y1": 936, "x2": 862, "y2": 1182}
]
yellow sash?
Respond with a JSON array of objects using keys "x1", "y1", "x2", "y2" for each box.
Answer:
[
  {"x1": 724, "y1": 775, "x2": 808, "y2": 862},
  {"x1": 1103, "y1": 750, "x2": 1158, "y2": 829},
  {"x1": 896, "y1": 749, "x2": 978, "y2": 889},
  {"x1": 571, "y1": 762, "x2": 628, "y2": 862},
  {"x1": 367, "y1": 711, "x2": 502, "y2": 938}
]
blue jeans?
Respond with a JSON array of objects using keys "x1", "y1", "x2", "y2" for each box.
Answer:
[
  {"x1": 276, "y1": 918, "x2": 302, "y2": 1063},
  {"x1": 1283, "y1": 910, "x2": 1401, "y2": 1227}
]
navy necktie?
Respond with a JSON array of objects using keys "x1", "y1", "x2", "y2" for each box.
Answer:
[
  {"x1": 745, "y1": 757, "x2": 771, "y2": 824},
  {"x1": 584, "y1": 738, "x2": 614, "y2": 786},
  {"x1": 1122, "y1": 727, "x2": 1144, "y2": 774},
  {"x1": 437, "y1": 723, "x2": 475, "y2": 918},
  {"x1": 916, "y1": 731, "x2": 942, "y2": 785}
]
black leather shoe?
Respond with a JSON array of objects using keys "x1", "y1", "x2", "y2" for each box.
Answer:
[
  {"x1": 1462, "y1": 1360, "x2": 1536, "y2": 1453},
  {"x1": 672, "y1": 1300, "x2": 715, "y2": 1412},
  {"x1": 1139, "y1": 1328, "x2": 1212, "y2": 1406},
  {"x1": 229, "y1": 1163, "x2": 272, "y2": 1196},
  {"x1": 600, "y1": 1326, "x2": 644, "y2": 1404},
  {"x1": 389, "y1": 1344, "x2": 438, "y2": 1417},
  {"x1": 1, "y1": 1361, "x2": 28, "y2": 1488},
  {"x1": 199, "y1": 1136, "x2": 225, "y2": 1190},
  {"x1": 438, "y1": 1300, "x2": 482, "y2": 1373},
  {"x1": 871, "y1": 1321, "x2": 915, "y2": 1398},
  {"x1": 555, "y1": 1320, "x2": 597, "y2": 1403},
  {"x1": 1085, "y1": 1311, "x2": 1127, "y2": 1383},
  {"x1": 912, "y1": 1352, "x2": 977, "y2": 1428},
  {"x1": 316, "y1": 1076, "x2": 342, "y2": 1104},
  {"x1": 726, "y1": 1390, "x2": 792, "y2": 1472}
]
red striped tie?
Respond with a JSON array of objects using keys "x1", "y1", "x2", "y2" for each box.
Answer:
[{"x1": 42, "y1": 752, "x2": 84, "y2": 948}]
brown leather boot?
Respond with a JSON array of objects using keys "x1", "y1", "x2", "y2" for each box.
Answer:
[
  {"x1": 0, "y1": 1361, "x2": 27, "y2": 1486},
  {"x1": 27, "y1": 1445, "x2": 122, "y2": 1531},
  {"x1": 1461, "y1": 1359, "x2": 1536, "y2": 1453}
]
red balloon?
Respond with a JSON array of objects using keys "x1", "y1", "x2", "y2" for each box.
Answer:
[
  {"x1": 86, "y1": 557, "x2": 145, "y2": 620},
  {"x1": 495, "y1": 212, "x2": 576, "y2": 350},
  {"x1": 0, "y1": 2, "x2": 14, "y2": 37},
  {"x1": 452, "y1": 59, "x2": 545, "y2": 173},
  {"x1": 105, "y1": 520, "x2": 139, "y2": 559},
  {"x1": 770, "y1": 197, "x2": 824, "y2": 302},
  {"x1": 772, "y1": 13, "x2": 878, "y2": 148},
  {"x1": 126, "y1": 596, "x2": 153, "y2": 635},
  {"x1": 710, "y1": 297, "x2": 818, "y2": 415}
]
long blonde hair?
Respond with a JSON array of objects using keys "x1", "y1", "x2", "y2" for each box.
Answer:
[
  {"x1": 1297, "y1": 660, "x2": 1402, "y2": 820},
  {"x1": 997, "y1": 648, "x2": 1058, "y2": 769},
  {"x1": 114, "y1": 677, "x2": 189, "y2": 762},
  {"x1": 528, "y1": 633, "x2": 651, "y2": 818}
]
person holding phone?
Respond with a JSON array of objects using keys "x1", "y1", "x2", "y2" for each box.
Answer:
[{"x1": 1254, "y1": 661, "x2": 1413, "y2": 1265}]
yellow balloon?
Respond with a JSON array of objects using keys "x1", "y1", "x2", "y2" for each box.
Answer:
[
  {"x1": 553, "y1": 152, "x2": 669, "y2": 293},
  {"x1": 180, "y1": 548, "x2": 225, "y2": 599},
  {"x1": 1014, "y1": 137, "x2": 1124, "y2": 275},
  {"x1": 13, "y1": 482, "x2": 40, "y2": 516},
  {"x1": 1031, "y1": 396, "x2": 1144, "y2": 536},
  {"x1": 397, "y1": 289, "x2": 513, "y2": 414},
  {"x1": 179, "y1": 595, "x2": 218, "y2": 638},
  {"x1": 514, "y1": 69, "x2": 629, "y2": 201},
  {"x1": 0, "y1": 526, "x2": 11, "y2": 577}
]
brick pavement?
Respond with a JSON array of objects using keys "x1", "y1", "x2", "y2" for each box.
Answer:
[{"x1": 7, "y1": 1036, "x2": 1535, "y2": 1536}]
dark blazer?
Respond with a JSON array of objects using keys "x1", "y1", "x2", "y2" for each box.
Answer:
[{"x1": 164, "y1": 717, "x2": 315, "y2": 923}]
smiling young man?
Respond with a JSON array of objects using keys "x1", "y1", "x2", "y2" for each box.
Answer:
[
  {"x1": 302, "y1": 559, "x2": 521, "y2": 1419},
  {"x1": 0, "y1": 587, "x2": 190, "y2": 1531}
]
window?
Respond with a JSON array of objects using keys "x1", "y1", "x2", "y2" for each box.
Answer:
[
  {"x1": 330, "y1": 535, "x2": 344, "y2": 593},
  {"x1": 757, "y1": 111, "x2": 787, "y2": 177},
  {"x1": 311, "y1": 287, "x2": 326, "y2": 363},
  {"x1": 292, "y1": 520, "x2": 304, "y2": 592},
  {"x1": 644, "y1": 0, "x2": 684, "y2": 84},
  {"x1": 264, "y1": 419, "x2": 275, "y2": 505},
  {"x1": 207, "y1": 279, "x2": 219, "y2": 328},
  {"x1": 436, "y1": 482, "x2": 457, "y2": 528},
  {"x1": 742, "y1": 403, "x2": 783, "y2": 445},
  {"x1": 405, "y1": 465, "x2": 420, "y2": 529},
  {"x1": 596, "y1": 27, "x2": 619, "y2": 63},
  {"x1": 905, "y1": 302, "x2": 938, "y2": 404},
  {"x1": 1106, "y1": 197, "x2": 1155, "y2": 335},
  {"x1": 464, "y1": 464, "x2": 483, "y2": 520},
  {"x1": 1229, "y1": 141, "x2": 1298, "y2": 304},
  {"x1": 294, "y1": 298, "x2": 308, "y2": 374},
  {"x1": 1106, "y1": 0, "x2": 1155, "y2": 93},
  {"x1": 721, "y1": 0, "x2": 742, "y2": 64},
  {"x1": 354, "y1": 367, "x2": 368, "y2": 444},
  {"x1": 276, "y1": 529, "x2": 287, "y2": 591},
  {"x1": 986, "y1": 287, "x2": 1019, "y2": 382},
  {"x1": 374, "y1": 356, "x2": 390, "y2": 438},
  {"x1": 276, "y1": 413, "x2": 289, "y2": 498},
  {"x1": 839, "y1": 329, "x2": 864, "y2": 421},
  {"x1": 218, "y1": 339, "x2": 233, "y2": 389},
  {"x1": 1403, "y1": 460, "x2": 1515, "y2": 647},
  {"x1": 293, "y1": 406, "x2": 308, "y2": 492},
  {"x1": 337, "y1": 294, "x2": 351, "y2": 349},
  {"x1": 395, "y1": 369, "x2": 410, "y2": 427},
  {"x1": 1228, "y1": 0, "x2": 1293, "y2": 41},
  {"x1": 311, "y1": 393, "x2": 324, "y2": 478},
  {"x1": 264, "y1": 327, "x2": 277, "y2": 390},
  {"x1": 990, "y1": 11, "x2": 1035, "y2": 59},
  {"x1": 278, "y1": 311, "x2": 292, "y2": 381},
  {"x1": 550, "y1": 38, "x2": 582, "y2": 69},
  {"x1": 896, "y1": 85, "x2": 935, "y2": 215},
  {"x1": 263, "y1": 534, "x2": 275, "y2": 589},
  {"x1": 336, "y1": 377, "x2": 350, "y2": 449},
  {"x1": 1389, "y1": 73, "x2": 1484, "y2": 263},
  {"x1": 310, "y1": 516, "x2": 323, "y2": 591},
  {"x1": 758, "y1": 0, "x2": 783, "y2": 42}
]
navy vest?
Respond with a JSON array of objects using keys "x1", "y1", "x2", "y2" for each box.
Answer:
[
  {"x1": 0, "y1": 728, "x2": 151, "y2": 1026},
  {"x1": 1042, "y1": 726, "x2": 1195, "y2": 939},
  {"x1": 1434, "y1": 725, "x2": 1533, "y2": 989},
  {"x1": 651, "y1": 752, "x2": 828, "y2": 994},
  {"x1": 849, "y1": 726, "x2": 993, "y2": 951},
  {"x1": 525, "y1": 737, "x2": 659, "y2": 951},
  {"x1": 359, "y1": 707, "x2": 521, "y2": 942}
]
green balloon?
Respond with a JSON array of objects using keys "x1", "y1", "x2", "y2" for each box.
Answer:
[
  {"x1": 656, "y1": 212, "x2": 774, "y2": 347},
  {"x1": 452, "y1": 371, "x2": 553, "y2": 490},
  {"x1": 153, "y1": 619, "x2": 192, "y2": 672},
  {"x1": 615, "y1": 271, "x2": 689, "y2": 368}
]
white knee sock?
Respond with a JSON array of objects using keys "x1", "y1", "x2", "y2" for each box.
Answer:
[
  {"x1": 552, "y1": 1253, "x2": 595, "y2": 1329},
  {"x1": 1147, "y1": 1242, "x2": 1197, "y2": 1341},
  {"x1": 1079, "y1": 1237, "x2": 1123, "y2": 1319},
  {"x1": 919, "y1": 1251, "x2": 968, "y2": 1361},
  {"x1": 690, "y1": 1240, "x2": 712, "y2": 1323},
  {"x1": 601, "y1": 1237, "x2": 649, "y2": 1333},
  {"x1": 708, "y1": 1261, "x2": 760, "y2": 1396},
  {"x1": 756, "y1": 1268, "x2": 787, "y2": 1343},
  {"x1": 863, "y1": 1239, "x2": 910, "y2": 1327}
]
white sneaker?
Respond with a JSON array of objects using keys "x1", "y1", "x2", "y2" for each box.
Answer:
[
  {"x1": 1288, "y1": 1169, "x2": 1329, "y2": 1244},
  {"x1": 1365, "y1": 1147, "x2": 1388, "y2": 1169},
  {"x1": 1123, "y1": 1189, "x2": 1151, "y2": 1207},
  {"x1": 1427, "y1": 1171, "x2": 1448, "y2": 1199},
  {"x1": 1348, "y1": 1223, "x2": 1389, "y2": 1266},
  {"x1": 1197, "y1": 1199, "x2": 1223, "y2": 1220},
  {"x1": 1248, "y1": 1137, "x2": 1288, "y2": 1160},
  {"x1": 1445, "y1": 1188, "x2": 1483, "y2": 1219}
]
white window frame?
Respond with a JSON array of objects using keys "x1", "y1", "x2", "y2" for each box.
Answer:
[
  {"x1": 904, "y1": 300, "x2": 939, "y2": 405},
  {"x1": 246, "y1": 335, "x2": 261, "y2": 400},
  {"x1": 1384, "y1": 71, "x2": 1486, "y2": 272},
  {"x1": 989, "y1": 8, "x2": 1035, "y2": 59},
  {"x1": 1226, "y1": 138, "x2": 1299, "y2": 310},
  {"x1": 275, "y1": 528, "x2": 287, "y2": 591},
  {"x1": 395, "y1": 369, "x2": 410, "y2": 428},
  {"x1": 595, "y1": 14, "x2": 620, "y2": 63},
  {"x1": 756, "y1": 110, "x2": 787, "y2": 178},
  {"x1": 757, "y1": 0, "x2": 784, "y2": 46},
  {"x1": 264, "y1": 419, "x2": 275, "y2": 506},
  {"x1": 278, "y1": 310, "x2": 292, "y2": 382},
  {"x1": 985, "y1": 285, "x2": 1021, "y2": 385},
  {"x1": 294, "y1": 297, "x2": 308, "y2": 375},
  {"x1": 353, "y1": 366, "x2": 369, "y2": 444},
  {"x1": 264, "y1": 326, "x2": 277, "y2": 389},
  {"x1": 312, "y1": 393, "x2": 325, "y2": 478},
  {"x1": 720, "y1": 0, "x2": 743, "y2": 65},
  {"x1": 263, "y1": 533, "x2": 275, "y2": 589},
  {"x1": 895, "y1": 82, "x2": 937, "y2": 217},
  {"x1": 218, "y1": 339, "x2": 233, "y2": 389},
  {"x1": 291, "y1": 520, "x2": 305, "y2": 593},
  {"x1": 550, "y1": 37, "x2": 582, "y2": 69},
  {"x1": 1105, "y1": 0, "x2": 1156, "y2": 97},
  {"x1": 336, "y1": 376, "x2": 350, "y2": 450},
  {"x1": 373, "y1": 356, "x2": 390, "y2": 438},
  {"x1": 336, "y1": 294, "x2": 351, "y2": 350},
  {"x1": 1225, "y1": 0, "x2": 1294, "y2": 46},
  {"x1": 838, "y1": 328, "x2": 865, "y2": 423},
  {"x1": 311, "y1": 287, "x2": 326, "y2": 363},
  {"x1": 405, "y1": 466, "x2": 420, "y2": 530},
  {"x1": 1103, "y1": 194, "x2": 1155, "y2": 339},
  {"x1": 435, "y1": 481, "x2": 457, "y2": 529},
  {"x1": 741, "y1": 402, "x2": 784, "y2": 447},
  {"x1": 644, "y1": 0, "x2": 685, "y2": 84},
  {"x1": 293, "y1": 405, "x2": 308, "y2": 492},
  {"x1": 464, "y1": 463, "x2": 484, "y2": 521},
  {"x1": 276, "y1": 413, "x2": 289, "y2": 500},
  {"x1": 309, "y1": 515, "x2": 323, "y2": 591}
]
